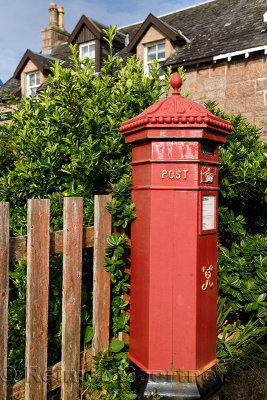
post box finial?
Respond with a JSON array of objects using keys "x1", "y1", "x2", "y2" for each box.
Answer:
[{"x1": 171, "y1": 72, "x2": 182, "y2": 96}]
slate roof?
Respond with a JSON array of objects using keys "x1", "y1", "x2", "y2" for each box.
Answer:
[
  {"x1": 119, "y1": 0, "x2": 267, "y2": 66},
  {"x1": 31, "y1": 52, "x2": 59, "y2": 70},
  {"x1": 93, "y1": 18, "x2": 127, "y2": 45},
  {"x1": 41, "y1": 42, "x2": 73, "y2": 67},
  {"x1": 0, "y1": 77, "x2": 21, "y2": 96},
  {"x1": 0, "y1": 43, "x2": 72, "y2": 95}
]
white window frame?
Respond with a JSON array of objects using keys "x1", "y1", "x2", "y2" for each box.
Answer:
[
  {"x1": 26, "y1": 71, "x2": 40, "y2": 97},
  {"x1": 144, "y1": 40, "x2": 165, "y2": 77},
  {"x1": 79, "y1": 41, "x2": 96, "y2": 63}
]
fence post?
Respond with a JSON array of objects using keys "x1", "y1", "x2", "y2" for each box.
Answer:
[
  {"x1": 92, "y1": 195, "x2": 112, "y2": 357},
  {"x1": 61, "y1": 197, "x2": 83, "y2": 400},
  {"x1": 0, "y1": 203, "x2": 9, "y2": 400},
  {"x1": 25, "y1": 199, "x2": 50, "y2": 400}
]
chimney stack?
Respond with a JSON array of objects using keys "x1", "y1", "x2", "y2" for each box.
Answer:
[{"x1": 41, "y1": 3, "x2": 70, "y2": 53}]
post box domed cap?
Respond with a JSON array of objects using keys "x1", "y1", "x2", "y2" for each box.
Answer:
[{"x1": 119, "y1": 72, "x2": 234, "y2": 134}]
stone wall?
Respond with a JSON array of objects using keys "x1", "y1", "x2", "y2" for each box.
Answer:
[{"x1": 182, "y1": 52, "x2": 267, "y2": 141}]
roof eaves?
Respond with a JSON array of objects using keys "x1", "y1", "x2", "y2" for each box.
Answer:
[
  {"x1": 68, "y1": 14, "x2": 102, "y2": 44},
  {"x1": 125, "y1": 13, "x2": 186, "y2": 53},
  {"x1": 213, "y1": 44, "x2": 267, "y2": 62},
  {"x1": 13, "y1": 49, "x2": 46, "y2": 79},
  {"x1": 164, "y1": 43, "x2": 267, "y2": 68},
  {"x1": 86, "y1": 15, "x2": 103, "y2": 35},
  {"x1": 164, "y1": 56, "x2": 214, "y2": 69}
]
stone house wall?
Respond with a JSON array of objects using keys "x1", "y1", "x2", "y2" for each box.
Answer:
[{"x1": 182, "y1": 52, "x2": 267, "y2": 141}]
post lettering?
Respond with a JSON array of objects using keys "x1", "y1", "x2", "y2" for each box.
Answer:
[
  {"x1": 161, "y1": 169, "x2": 188, "y2": 180},
  {"x1": 162, "y1": 170, "x2": 167, "y2": 179}
]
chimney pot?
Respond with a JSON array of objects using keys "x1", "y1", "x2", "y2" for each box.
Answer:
[
  {"x1": 57, "y1": 6, "x2": 64, "y2": 29},
  {"x1": 49, "y1": 3, "x2": 58, "y2": 26}
]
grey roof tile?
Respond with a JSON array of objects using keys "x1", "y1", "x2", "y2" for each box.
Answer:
[
  {"x1": 119, "y1": 0, "x2": 267, "y2": 65},
  {"x1": 92, "y1": 18, "x2": 127, "y2": 45},
  {"x1": 40, "y1": 43, "x2": 73, "y2": 67},
  {"x1": 0, "y1": 77, "x2": 21, "y2": 96}
]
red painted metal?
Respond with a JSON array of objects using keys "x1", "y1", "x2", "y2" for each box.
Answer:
[{"x1": 121, "y1": 73, "x2": 233, "y2": 375}]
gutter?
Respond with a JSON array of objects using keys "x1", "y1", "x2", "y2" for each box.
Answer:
[
  {"x1": 165, "y1": 45, "x2": 267, "y2": 69},
  {"x1": 213, "y1": 45, "x2": 267, "y2": 62}
]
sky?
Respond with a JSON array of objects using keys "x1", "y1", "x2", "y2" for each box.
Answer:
[{"x1": 0, "y1": 0, "x2": 212, "y2": 83}]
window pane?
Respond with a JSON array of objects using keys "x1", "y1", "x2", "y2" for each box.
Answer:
[
  {"x1": 89, "y1": 43, "x2": 95, "y2": 59},
  {"x1": 30, "y1": 88, "x2": 37, "y2": 96},
  {"x1": 29, "y1": 74, "x2": 35, "y2": 86},
  {"x1": 81, "y1": 45, "x2": 89, "y2": 58},
  {"x1": 148, "y1": 53, "x2": 156, "y2": 61},
  {"x1": 36, "y1": 72, "x2": 40, "y2": 85},
  {"x1": 147, "y1": 53, "x2": 156, "y2": 61},
  {"x1": 158, "y1": 42, "x2": 165, "y2": 52},
  {"x1": 147, "y1": 45, "x2": 156, "y2": 61},
  {"x1": 157, "y1": 43, "x2": 165, "y2": 59}
]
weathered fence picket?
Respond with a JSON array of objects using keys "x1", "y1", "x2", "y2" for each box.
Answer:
[
  {"x1": 92, "y1": 195, "x2": 112, "y2": 356},
  {"x1": 61, "y1": 197, "x2": 83, "y2": 399},
  {"x1": 0, "y1": 203, "x2": 9, "y2": 400},
  {"x1": 0, "y1": 195, "x2": 112, "y2": 400},
  {"x1": 25, "y1": 199, "x2": 50, "y2": 400}
]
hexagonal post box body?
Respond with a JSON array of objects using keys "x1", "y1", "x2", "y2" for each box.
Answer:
[{"x1": 120, "y1": 74, "x2": 233, "y2": 397}]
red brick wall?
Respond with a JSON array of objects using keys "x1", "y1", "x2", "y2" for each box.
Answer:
[{"x1": 182, "y1": 52, "x2": 267, "y2": 141}]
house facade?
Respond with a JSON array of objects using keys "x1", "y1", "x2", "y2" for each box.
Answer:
[{"x1": 1, "y1": 0, "x2": 266, "y2": 140}]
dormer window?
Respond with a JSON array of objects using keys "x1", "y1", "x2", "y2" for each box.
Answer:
[
  {"x1": 79, "y1": 41, "x2": 95, "y2": 62},
  {"x1": 26, "y1": 71, "x2": 40, "y2": 97},
  {"x1": 144, "y1": 41, "x2": 165, "y2": 77}
]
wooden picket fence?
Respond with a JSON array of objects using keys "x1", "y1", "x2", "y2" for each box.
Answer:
[{"x1": 0, "y1": 195, "x2": 112, "y2": 400}]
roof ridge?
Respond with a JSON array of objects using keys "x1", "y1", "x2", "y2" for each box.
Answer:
[
  {"x1": 33, "y1": 52, "x2": 59, "y2": 61},
  {"x1": 83, "y1": 14, "x2": 102, "y2": 33},
  {"x1": 90, "y1": 17, "x2": 109, "y2": 30},
  {"x1": 158, "y1": 0, "x2": 217, "y2": 19}
]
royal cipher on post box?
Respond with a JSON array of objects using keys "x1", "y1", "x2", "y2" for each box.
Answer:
[{"x1": 120, "y1": 73, "x2": 233, "y2": 399}]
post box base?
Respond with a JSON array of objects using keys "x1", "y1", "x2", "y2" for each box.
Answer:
[{"x1": 131, "y1": 363, "x2": 223, "y2": 400}]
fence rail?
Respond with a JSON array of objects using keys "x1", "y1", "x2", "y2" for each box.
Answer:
[{"x1": 0, "y1": 195, "x2": 112, "y2": 400}]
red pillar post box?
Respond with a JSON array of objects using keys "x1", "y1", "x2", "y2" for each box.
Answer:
[{"x1": 120, "y1": 73, "x2": 233, "y2": 399}]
